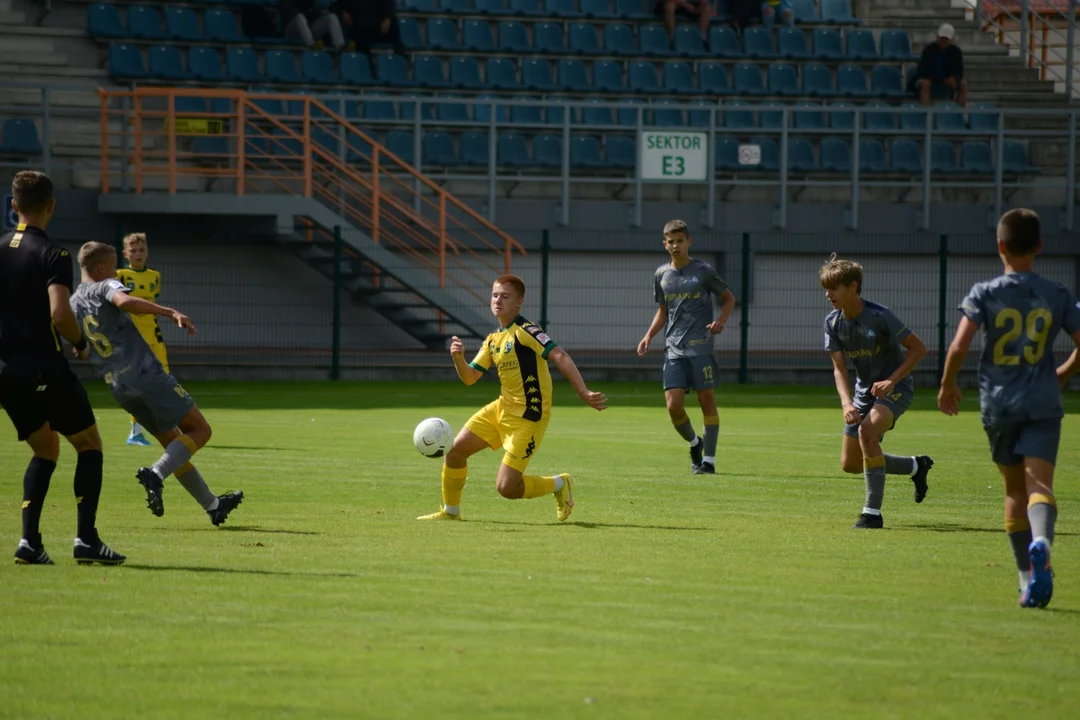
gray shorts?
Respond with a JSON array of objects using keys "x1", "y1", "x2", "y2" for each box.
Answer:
[
  {"x1": 843, "y1": 381, "x2": 914, "y2": 439},
  {"x1": 662, "y1": 355, "x2": 719, "y2": 392},
  {"x1": 110, "y1": 367, "x2": 194, "y2": 436},
  {"x1": 985, "y1": 417, "x2": 1061, "y2": 467}
]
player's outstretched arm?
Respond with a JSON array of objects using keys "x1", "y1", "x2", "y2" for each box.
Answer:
[
  {"x1": 1056, "y1": 330, "x2": 1080, "y2": 389},
  {"x1": 548, "y1": 347, "x2": 607, "y2": 411},
  {"x1": 830, "y1": 351, "x2": 860, "y2": 425},
  {"x1": 637, "y1": 305, "x2": 667, "y2": 355},
  {"x1": 111, "y1": 293, "x2": 197, "y2": 335},
  {"x1": 871, "y1": 332, "x2": 927, "y2": 397},
  {"x1": 49, "y1": 285, "x2": 89, "y2": 359},
  {"x1": 449, "y1": 336, "x2": 483, "y2": 386},
  {"x1": 938, "y1": 316, "x2": 978, "y2": 415},
  {"x1": 707, "y1": 289, "x2": 736, "y2": 334}
]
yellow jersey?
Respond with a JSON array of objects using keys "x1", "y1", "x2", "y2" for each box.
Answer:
[
  {"x1": 115, "y1": 266, "x2": 163, "y2": 336},
  {"x1": 469, "y1": 315, "x2": 558, "y2": 422}
]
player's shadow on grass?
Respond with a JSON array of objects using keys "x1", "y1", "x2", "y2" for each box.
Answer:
[
  {"x1": 900, "y1": 522, "x2": 1077, "y2": 537},
  {"x1": 204, "y1": 444, "x2": 295, "y2": 452},
  {"x1": 169, "y1": 526, "x2": 322, "y2": 536},
  {"x1": 123, "y1": 563, "x2": 360, "y2": 578},
  {"x1": 471, "y1": 519, "x2": 709, "y2": 532}
]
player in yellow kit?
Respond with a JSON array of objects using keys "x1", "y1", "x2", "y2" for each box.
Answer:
[
  {"x1": 418, "y1": 274, "x2": 607, "y2": 522},
  {"x1": 115, "y1": 232, "x2": 168, "y2": 446}
]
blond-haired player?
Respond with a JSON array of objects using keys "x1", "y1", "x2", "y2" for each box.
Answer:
[{"x1": 116, "y1": 232, "x2": 168, "y2": 446}]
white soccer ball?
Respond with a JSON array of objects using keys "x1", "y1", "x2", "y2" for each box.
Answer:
[{"x1": 413, "y1": 417, "x2": 453, "y2": 458}]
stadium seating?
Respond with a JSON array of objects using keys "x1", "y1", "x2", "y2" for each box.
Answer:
[{"x1": 0, "y1": 118, "x2": 43, "y2": 154}]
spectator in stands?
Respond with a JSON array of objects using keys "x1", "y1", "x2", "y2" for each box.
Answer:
[
  {"x1": 916, "y1": 23, "x2": 968, "y2": 107},
  {"x1": 655, "y1": 0, "x2": 711, "y2": 43},
  {"x1": 761, "y1": 0, "x2": 794, "y2": 33},
  {"x1": 279, "y1": 0, "x2": 346, "y2": 51},
  {"x1": 729, "y1": 0, "x2": 755, "y2": 36},
  {"x1": 334, "y1": 0, "x2": 409, "y2": 73}
]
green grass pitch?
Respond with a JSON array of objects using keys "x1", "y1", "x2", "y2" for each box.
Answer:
[{"x1": 1, "y1": 381, "x2": 1078, "y2": 719}]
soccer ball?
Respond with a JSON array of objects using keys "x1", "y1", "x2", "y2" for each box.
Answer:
[{"x1": 413, "y1": 417, "x2": 453, "y2": 458}]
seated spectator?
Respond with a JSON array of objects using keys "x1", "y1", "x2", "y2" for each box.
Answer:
[
  {"x1": 655, "y1": 0, "x2": 710, "y2": 42},
  {"x1": 915, "y1": 23, "x2": 968, "y2": 107},
  {"x1": 280, "y1": 0, "x2": 346, "y2": 51},
  {"x1": 761, "y1": 0, "x2": 794, "y2": 33},
  {"x1": 334, "y1": 0, "x2": 409, "y2": 73}
]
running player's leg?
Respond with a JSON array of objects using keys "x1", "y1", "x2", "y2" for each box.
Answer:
[
  {"x1": 495, "y1": 419, "x2": 569, "y2": 520},
  {"x1": 665, "y1": 359, "x2": 702, "y2": 470},
  {"x1": 875, "y1": 385, "x2": 933, "y2": 503},
  {"x1": 695, "y1": 386, "x2": 719, "y2": 475},
  {"x1": 419, "y1": 406, "x2": 494, "y2": 519},
  {"x1": 853, "y1": 402, "x2": 893, "y2": 528},
  {"x1": 998, "y1": 460, "x2": 1032, "y2": 595},
  {"x1": 1016, "y1": 418, "x2": 1061, "y2": 608},
  {"x1": 16, "y1": 423, "x2": 60, "y2": 564}
]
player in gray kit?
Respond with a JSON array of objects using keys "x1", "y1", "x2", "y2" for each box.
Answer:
[
  {"x1": 820, "y1": 255, "x2": 934, "y2": 529},
  {"x1": 70, "y1": 242, "x2": 244, "y2": 525},
  {"x1": 638, "y1": 220, "x2": 735, "y2": 474},
  {"x1": 939, "y1": 209, "x2": 1080, "y2": 609}
]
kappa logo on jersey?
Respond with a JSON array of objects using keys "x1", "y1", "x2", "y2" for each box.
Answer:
[{"x1": 865, "y1": 329, "x2": 875, "y2": 339}]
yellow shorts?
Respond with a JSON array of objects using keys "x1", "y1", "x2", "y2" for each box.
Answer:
[
  {"x1": 136, "y1": 324, "x2": 169, "y2": 372},
  {"x1": 465, "y1": 399, "x2": 548, "y2": 473}
]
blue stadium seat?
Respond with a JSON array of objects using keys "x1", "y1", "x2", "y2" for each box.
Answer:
[
  {"x1": 164, "y1": 7, "x2": 201, "y2": 41},
  {"x1": 362, "y1": 93, "x2": 396, "y2": 120},
  {"x1": 509, "y1": 97, "x2": 544, "y2": 124},
  {"x1": 802, "y1": 62, "x2": 835, "y2": 96},
  {"x1": 845, "y1": 29, "x2": 878, "y2": 60},
  {"x1": 582, "y1": 97, "x2": 614, "y2": 125},
  {"x1": 617, "y1": 97, "x2": 645, "y2": 126},
  {"x1": 545, "y1": 98, "x2": 575, "y2": 125},
  {"x1": 109, "y1": 43, "x2": 150, "y2": 78},
  {"x1": 557, "y1": 58, "x2": 590, "y2": 91},
  {"x1": 628, "y1": 61, "x2": 661, "y2": 93},
  {"x1": 486, "y1": 58, "x2": 521, "y2": 90},
  {"x1": 934, "y1": 101, "x2": 966, "y2": 132},
  {"x1": 606, "y1": 135, "x2": 635, "y2": 168},
  {"x1": 777, "y1": 28, "x2": 810, "y2": 60},
  {"x1": 427, "y1": 18, "x2": 461, "y2": 50},
  {"x1": 88, "y1": 3, "x2": 125, "y2": 39},
  {"x1": 674, "y1": 26, "x2": 708, "y2": 57},
  {"x1": 821, "y1": 0, "x2": 858, "y2": 24},
  {"x1": 880, "y1": 29, "x2": 915, "y2": 60},
  {"x1": 767, "y1": 64, "x2": 799, "y2": 96},
  {"x1": 828, "y1": 101, "x2": 855, "y2": 130},
  {"x1": 340, "y1": 52, "x2": 375, "y2": 85},
  {"x1": 836, "y1": 64, "x2": 870, "y2": 97},
  {"x1": 523, "y1": 58, "x2": 559, "y2": 91},
  {"x1": 593, "y1": 60, "x2": 625, "y2": 92},
  {"x1": 311, "y1": 127, "x2": 340, "y2": 158},
  {"x1": 752, "y1": 137, "x2": 779, "y2": 171},
  {"x1": 788, "y1": 139, "x2": 818, "y2": 172},
  {"x1": 733, "y1": 63, "x2": 767, "y2": 95},
  {"x1": 582, "y1": 0, "x2": 616, "y2": 18},
  {"x1": 511, "y1": 0, "x2": 546, "y2": 16},
  {"x1": 437, "y1": 95, "x2": 470, "y2": 122},
  {"x1": 890, "y1": 139, "x2": 922, "y2": 172},
  {"x1": 570, "y1": 23, "x2": 602, "y2": 54},
  {"x1": 570, "y1": 135, "x2": 605, "y2": 167},
  {"x1": 758, "y1": 101, "x2": 784, "y2": 130},
  {"x1": 969, "y1": 102, "x2": 998, "y2": 132},
  {"x1": 127, "y1": 6, "x2": 167, "y2": 40},
  {"x1": 709, "y1": 27, "x2": 741, "y2": 58},
  {"x1": 1003, "y1": 141, "x2": 1035, "y2": 172},
  {"x1": 639, "y1": 25, "x2": 675, "y2": 57},
  {"x1": 399, "y1": 17, "x2": 424, "y2": 49},
  {"x1": 871, "y1": 65, "x2": 906, "y2": 98},
  {"x1": 385, "y1": 130, "x2": 415, "y2": 165},
  {"x1": 403, "y1": 0, "x2": 438, "y2": 10},
  {"x1": 791, "y1": 0, "x2": 818, "y2": 22},
  {"x1": 460, "y1": 131, "x2": 489, "y2": 166},
  {"x1": 820, "y1": 138, "x2": 850, "y2": 172},
  {"x1": 174, "y1": 96, "x2": 207, "y2": 115},
  {"x1": 714, "y1": 137, "x2": 740, "y2": 171},
  {"x1": 663, "y1": 62, "x2": 695, "y2": 95},
  {"x1": 398, "y1": 94, "x2": 430, "y2": 122},
  {"x1": 377, "y1": 53, "x2": 411, "y2": 86},
  {"x1": 448, "y1": 56, "x2": 481, "y2": 89},
  {"x1": 534, "y1": 22, "x2": 565, "y2": 53},
  {"x1": 265, "y1": 51, "x2": 301, "y2": 84},
  {"x1": 743, "y1": 27, "x2": 775, "y2": 59},
  {"x1": 422, "y1": 130, "x2": 457, "y2": 165},
  {"x1": 205, "y1": 9, "x2": 243, "y2": 43},
  {"x1": 148, "y1": 44, "x2": 191, "y2": 80},
  {"x1": 700, "y1": 62, "x2": 731, "y2": 94},
  {"x1": 187, "y1": 47, "x2": 224, "y2": 81},
  {"x1": 440, "y1": 0, "x2": 471, "y2": 13},
  {"x1": 858, "y1": 138, "x2": 886, "y2": 172},
  {"x1": 547, "y1": 0, "x2": 583, "y2": 18},
  {"x1": 533, "y1": 133, "x2": 562, "y2": 167},
  {"x1": 931, "y1": 140, "x2": 959, "y2": 172},
  {"x1": 899, "y1": 101, "x2": 927, "y2": 131},
  {"x1": 811, "y1": 28, "x2": 843, "y2": 60},
  {"x1": 250, "y1": 91, "x2": 285, "y2": 118},
  {"x1": 686, "y1": 99, "x2": 712, "y2": 128},
  {"x1": 723, "y1": 100, "x2": 754, "y2": 129},
  {"x1": 961, "y1": 140, "x2": 993, "y2": 173},
  {"x1": 463, "y1": 19, "x2": 496, "y2": 51},
  {"x1": 301, "y1": 51, "x2": 337, "y2": 84},
  {"x1": 793, "y1": 101, "x2": 824, "y2": 130},
  {"x1": 475, "y1": 0, "x2": 506, "y2": 15},
  {"x1": 0, "y1": 119, "x2": 42, "y2": 155},
  {"x1": 863, "y1": 100, "x2": 896, "y2": 131},
  {"x1": 652, "y1": 99, "x2": 683, "y2": 126},
  {"x1": 615, "y1": 0, "x2": 652, "y2": 20},
  {"x1": 604, "y1": 24, "x2": 636, "y2": 55},
  {"x1": 498, "y1": 21, "x2": 528, "y2": 52},
  {"x1": 498, "y1": 133, "x2": 532, "y2": 167}
]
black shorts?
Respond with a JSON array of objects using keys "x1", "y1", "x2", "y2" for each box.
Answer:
[{"x1": 0, "y1": 356, "x2": 97, "y2": 441}]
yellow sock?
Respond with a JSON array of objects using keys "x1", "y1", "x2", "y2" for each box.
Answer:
[
  {"x1": 177, "y1": 434, "x2": 198, "y2": 455},
  {"x1": 442, "y1": 465, "x2": 467, "y2": 508},
  {"x1": 1029, "y1": 492, "x2": 1057, "y2": 509},
  {"x1": 522, "y1": 475, "x2": 556, "y2": 499}
]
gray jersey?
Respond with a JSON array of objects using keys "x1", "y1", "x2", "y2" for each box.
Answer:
[
  {"x1": 961, "y1": 272, "x2": 1080, "y2": 424},
  {"x1": 654, "y1": 259, "x2": 729, "y2": 358},
  {"x1": 824, "y1": 300, "x2": 913, "y2": 393},
  {"x1": 70, "y1": 279, "x2": 161, "y2": 382}
]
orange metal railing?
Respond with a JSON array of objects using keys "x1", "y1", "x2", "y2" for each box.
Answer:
[{"x1": 98, "y1": 87, "x2": 526, "y2": 300}]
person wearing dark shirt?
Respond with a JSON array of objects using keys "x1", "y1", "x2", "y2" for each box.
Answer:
[
  {"x1": 279, "y1": 0, "x2": 345, "y2": 50},
  {"x1": 334, "y1": 0, "x2": 409, "y2": 73},
  {"x1": 916, "y1": 23, "x2": 968, "y2": 107},
  {"x1": 0, "y1": 171, "x2": 124, "y2": 566}
]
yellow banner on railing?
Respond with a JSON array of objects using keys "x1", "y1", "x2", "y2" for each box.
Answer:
[{"x1": 166, "y1": 118, "x2": 224, "y2": 135}]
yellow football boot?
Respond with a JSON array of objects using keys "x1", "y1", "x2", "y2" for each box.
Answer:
[{"x1": 553, "y1": 474, "x2": 574, "y2": 522}]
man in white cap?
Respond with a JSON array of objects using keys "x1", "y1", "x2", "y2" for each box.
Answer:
[{"x1": 914, "y1": 23, "x2": 968, "y2": 107}]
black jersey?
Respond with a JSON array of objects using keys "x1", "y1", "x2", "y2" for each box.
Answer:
[{"x1": 0, "y1": 223, "x2": 74, "y2": 360}]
